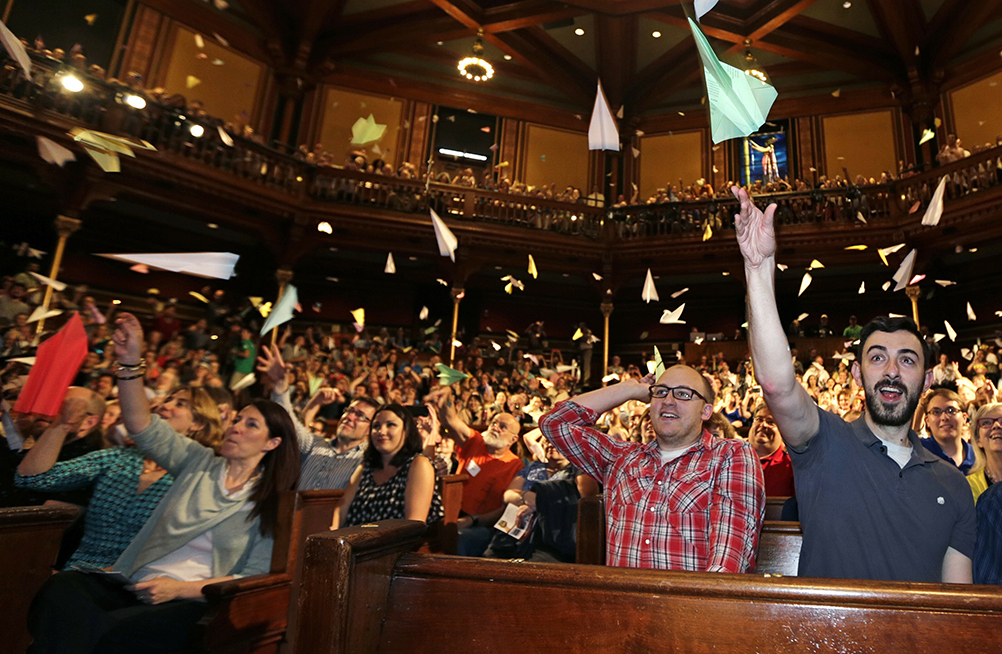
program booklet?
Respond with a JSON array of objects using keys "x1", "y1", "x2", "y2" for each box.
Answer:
[{"x1": 493, "y1": 503, "x2": 536, "y2": 541}]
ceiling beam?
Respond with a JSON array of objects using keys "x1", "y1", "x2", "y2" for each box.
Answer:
[
  {"x1": 482, "y1": 1, "x2": 587, "y2": 33},
  {"x1": 596, "y1": 15, "x2": 637, "y2": 109},
  {"x1": 745, "y1": 0, "x2": 819, "y2": 42},
  {"x1": 486, "y1": 29, "x2": 594, "y2": 104},
  {"x1": 625, "y1": 34, "x2": 694, "y2": 108},
  {"x1": 930, "y1": 0, "x2": 1002, "y2": 66},
  {"x1": 425, "y1": 0, "x2": 483, "y2": 29},
  {"x1": 865, "y1": 0, "x2": 925, "y2": 65},
  {"x1": 325, "y1": 16, "x2": 472, "y2": 58}
]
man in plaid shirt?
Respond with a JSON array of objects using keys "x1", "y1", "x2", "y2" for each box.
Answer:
[{"x1": 539, "y1": 365, "x2": 765, "y2": 571}]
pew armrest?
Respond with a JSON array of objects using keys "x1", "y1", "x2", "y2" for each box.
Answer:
[{"x1": 194, "y1": 573, "x2": 293, "y2": 654}]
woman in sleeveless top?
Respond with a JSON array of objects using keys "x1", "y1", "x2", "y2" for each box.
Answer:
[{"x1": 334, "y1": 403, "x2": 443, "y2": 528}]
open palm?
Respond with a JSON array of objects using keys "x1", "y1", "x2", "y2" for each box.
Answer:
[{"x1": 732, "y1": 186, "x2": 778, "y2": 268}]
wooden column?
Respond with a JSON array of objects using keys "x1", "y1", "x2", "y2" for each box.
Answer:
[
  {"x1": 272, "y1": 267, "x2": 293, "y2": 345},
  {"x1": 449, "y1": 287, "x2": 464, "y2": 364},
  {"x1": 36, "y1": 216, "x2": 81, "y2": 334},
  {"x1": 601, "y1": 300, "x2": 613, "y2": 377},
  {"x1": 905, "y1": 284, "x2": 921, "y2": 329}
]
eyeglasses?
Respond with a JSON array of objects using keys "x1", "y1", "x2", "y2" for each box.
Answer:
[
  {"x1": 343, "y1": 407, "x2": 371, "y2": 423},
  {"x1": 649, "y1": 385, "x2": 707, "y2": 402},
  {"x1": 926, "y1": 407, "x2": 961, "y2": 418},
  {"x1": 977, "y1": 416, "x2": 1002, "y2": 429}
]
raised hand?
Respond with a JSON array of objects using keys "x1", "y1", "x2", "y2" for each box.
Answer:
[
  {"x1": 255, "y1": 344, "x2": 291, "y2": 393},
  {"x1": 112, "y1": 313, "x2": 144, "y2": 365},
  {"x1": 731, "y1": 186, "x2": 778, "y2": 268}
]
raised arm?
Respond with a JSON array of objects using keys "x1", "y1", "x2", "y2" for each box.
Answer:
[
  {"x1": 733, "y1": 186, "x2": 818, "y2": 448},
  {"x1": 16, "y1": 401, "x2": 87, "y2": 476},
  {"x1": 570, "y1": 374, "x2": 653, "y2": 416},
  {"x1": 432, "y1": 386, "x2": 471, "y2": 445},
  {"x1": 258, "y1": 344, "x2": 317, "y2": 455},
  {"x1": 113, "y1": 312, "x2": 153, "y2": 435}
]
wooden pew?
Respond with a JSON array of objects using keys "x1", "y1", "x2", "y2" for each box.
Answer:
[
  {"x1": 189, "y1": 489, "x2": 343, "y2": 654},
  {"x1": 296, "y1": 520, "x2": 1002, "y2": 654},
  {"x1": 765, "y1": 495, "x2": 791, "y2": 521},
  {"x1": 420, "y1": 473, "x2": 468, "y2": 555},
  {"x1": 0, "y1": 505, "x2": 80, "y2": 654},
  {"x1": 575, "y1": 495, "x2": 802, "y2": 576}
]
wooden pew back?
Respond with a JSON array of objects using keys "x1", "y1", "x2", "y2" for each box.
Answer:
[
  {"x1": 576, "y1": 494, "x2": 802, "y2": 575},
  {"x1": 297, "y1": 521, "x2": 1002, "y2": 654},
  {"x1": 419, "y1": 473, "x2": 468, "y2": 555},
  {"x1": 0, "y1": 505, "x2": 80, "y2": 654}
]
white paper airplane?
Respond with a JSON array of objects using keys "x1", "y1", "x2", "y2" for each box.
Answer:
[
  {"x1": 877, "y1": 243, "x2": 906, "y2": 266},
  {"x1": 588, "y1": 81, "x2": 619, "y2": 151},
  {"x1": 218, "y1": 126, "x2": 234, "y2": 147},
  {"x1": 660, "y1": 304, "x2": 686, "y2": 324},
  {"x1": 695, "y1": 0, "x2": 719, "y2": 20},
  {"x1": 671, "y1": 287, "x2": 689, "y2": 299},
  {"x1": 37, "y1": 137, "x2": 76, "y2": 167},
  {"x1": 808, "y1": 259, "x2": 824, "y2": 269},
  {"x1": 260, "y1": 284, "x2": 298, "y2": 336},
  {"x1": 642, "y1": 268, "x2": 659, "y2": 303},
  {"x1": 69, "y1": 127, "x2": 156, "y2": 173},
  {"x1": 384, "y1": 252, "x2": 396, "y2": 274},
  {"x1": 934, "y1": 280, "x2": 956, "y2": 287},
  {"x1": 430, "y1": 208, "x2": 457, "y2": 261},
  {"x1": 798, "y1": 272, "x2": 812, "y2": 296},
  {"x1": 856, "y1": 211, "x2": 867, "y2": 224},
  {"x1": 967, "y1": 302, "x2": 977, "y2": 321},
  {"x1": 688, "y1": 18, "x2": 777, "y2": 143},
  {"x1": 944, "y1": 320, "x2": 957, "y2": 342},
  {"x1": 961, "y1": 348, "x2": 973, "y2": 361},
  {"x1": 858, "y1": 281, "x2": 865, "y2": 294},
  {"x1": 797, "y1": 313, "x2": 809, "y2": 322},
  {"x1": 528, "y1": 254, "x2": 538, "y2": 279},
  {"x1": 0, "y1": 18, "x2": 31, "y2": 78},
  {"x1": 776, "y1": 263, "x2": 788, "y2": 271},
  {"x1": 419, "y1": 306, "x2": 429, "y2": 320},
  {"x1": 652, "y1": 345, "x2": 667, "y2": 378},
  {"x1": 96, "y1": 252, "x2": 239, "y2": 279},
  {"x1": 230, "y1": 373, "x2": 256, "y2": 391},
  {"x1": 26, "y1": 306, "x2": 63, "y2": 323},
  {"x1": 891, "y1": 249, "x2": 916, "y2": 291},
  {"x1": 592, "y1": 272, "x2": 603, "y2": 281},
  {"x1": 920, "y1": 176, "x2": 947, "y2": 227},
  {"x1": 28, "y1": 271, "x2": 66, "y2": 291},
  {"x1": 882, "y1": 281, "x2": 892, "y2": 291},
  {"x1": 933, "y1": 333, "x2": 946, "y2": 343}
]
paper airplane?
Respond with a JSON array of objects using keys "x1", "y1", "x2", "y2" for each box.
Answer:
[
  {"x1": 419, "y1": 306, "x2": 429, "y2": 320},
  {"x1": 501, "y1": 276, "x2": 524, "y2": 294},
  {"x1": 601, "y1": 373, "x2": 620, "y2": 383},
  {"x1": 37, "y1": 137, "x2": 76, "y2": 167},
  {"x1": 891, "y1": 249, "x2": 916, "y2": 291},
  {"x1": 968, "y1": 302, "x2": 977, "y2": 321},
  {"x1": 14, "y1": 313, "x2": 88, "y2": 416},
  {"x1": 671, "y1": 287, "x2": 689, "y2": 299},
  {"x1": 189, "y1": 291, "x2": 208, "y2": 303},
  {"x1": 933, "y1": 334, "x2": 946, "y2": 343},
  {"x1": 832, "y1": 89, "x2": 841, "y2": 98},
  {"x1": 910, "y1": 274, "x2": 925, "y2": 285},
  {"x1": 797, "y1": 313, "x2": 809, "y2": 322},
  {"x1": 776, "y1": 263, "x2": 788, "y2": 271},
  {"x1": 920, "y1": 176, "x2": 947, "y2": 227},
  {"x1": 909, "y1": 201, "x2": 921, "y2": 214},
  {"x1": 703, "y1": 223, "x2": 713, "y2": 241},
  {"x1": 350, "y1": 114, "x2": 386, "y2": 145},
  {"x1": 858, "y1": 281, "x2": 866, "y2": 294},
  {"x1": 0, "y1": 18, "x2": 31, "y2": 78},
  {"x1": 131, "y1": 264, "x2": 149, "y2": 274},
  {"x1": 572, "y1": 328, "x2": 583, "y2": 341},
  {"x1": 882, "y1": 281, "x2": 892, "y2": 291},
  {"x1": 435, "y1": 278, "x2": 448, "y2": 286},
  {"x1": 877, "y1": 243, "x2": 905, "y2": 267},
  {"x1": 29, "y1": 272, "x2": 66, "y2": 291},
  {"x1": 257, "y1": 301, "x2": 272, "y2": 318},
  {"x1": 230, "y1": 373, "x2": 256, "y2": 392},
  {"x1": 616, "y1": 105, "x2": 624, "y2": 119},
  {"x1": 660, "y1": 304, "x2": 686, "y2": 324},
  {"x1": 435, "y1": 363, "x2": 470, "y2": 386},
  {"x1": 260, "y1": 284, "x2": 298, "y2": 336},
  {"x1": 845, "y1": 245, "x2": 867, "y2": 251},
  {"x1": 26, "y1": 306, "x2": 63, "y2": 323},
  {"x1": 639, "y1": 331, "x2": 649, "y2": 340},
  {"x1": 491, "y1": 340, "x2": 501, "y2": 351},
  {"x1": 798, "y1": 272, "x2": 812, "y2": 296},
  {"x1": 919, "y1": 129, "x2": 935, "y2": 145},
  {"x1": 194, "y1": 33, "x2": 204, "y2": 49},
  {"x1": 430, "y1": 208, "x2": 457, "y2": 262},
  {"x1": 350, "y1": 308, "x2": 365, "y2": 327},
  {"x1": 588, "y1": 81, "x2": 620, "y2": 151},
  {"x1": 695, "y1": 0, "x2": 719, "y2": 20},
  {"x1": 186, "y1": 75, "x2": 201, "y2": 89},
  {"x1": 935, "y1": 280, "x2": 956, "y2": 287},
  {"x1": 69, "y1": 127, "x2": 156, "y2": 173},
  {"x1": 808, "y1": 259, "x2": 824, "y2": 269},
  {"x1": 96, "y1": 252, "x2": 238, "y2": 279},
  {"x1": 631, "y1": 147, "x2": 640, "y2": 158},
  {"x1": 856, "y1": 211, "x2": 867, "y2": 224},
  {"x1": 944, "y1": 320, "x2": 957, "y2": 342},
  {"x1": 592, "y1": 272, "x2": 603, "y2": 281},
  {"x1": 384, "y1": 252, "x2": 396, "y2": 274},
  {"x1": 961, "y1": 348, "x2": 973, "y2": 361},
  {"x1": 652, "y1": 345, "x2": 668, "y2": 378},
  {"x1": 642, "y1": 268, "x2": 659, "y2": 303},
  {"x1": 218, "y1": 126, "x2": 234, "y2": 146},
  {"x1": 688, "y1": 18, "x2": 777, "y2": 143},
  {"x1": 528, "y1": 255, "x2": 538, "y2": 279}
]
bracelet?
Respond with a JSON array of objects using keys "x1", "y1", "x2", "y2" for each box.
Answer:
[
  {"x1": 116, "y1": 372, "x2": 144, "y2": 381},
  {"x1": 117, "y1": 361, "x2": 144, "y2": 370}
]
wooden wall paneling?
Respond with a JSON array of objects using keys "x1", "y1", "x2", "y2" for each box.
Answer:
[
  {"x1": 108, "y1": 0, "x2": 137, "y2": 79},
  {"x1": 794, "y1": 116, "x2": 812, "y2": 182},
  {"x1": 297, "y1": 85, "x2": 320, "y2": 149},
  {"x1": 711, "y1": 136, "x2": 728, "y2": 189},
  {"x1": 499, "y1": 117, "x2": 519, "y2": 181},
  {"x1": 148, "y1": 17, "x2": 177, "y2": 88},
  {"x1": 118, "y1": 3, "x2": 165, "y2": 84},
  {"x1": 409, "y1": 102, "x2": 434, "y2": 169}
]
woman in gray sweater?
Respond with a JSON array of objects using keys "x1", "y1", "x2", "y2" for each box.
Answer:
[{"x1": 27, "y1": 313, "x2": 300, "y2": 654}]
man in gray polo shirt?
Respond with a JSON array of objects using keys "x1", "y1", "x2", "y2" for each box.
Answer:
[{"x1": 733, "y1": 186, "x2": 975, "y2": 583}]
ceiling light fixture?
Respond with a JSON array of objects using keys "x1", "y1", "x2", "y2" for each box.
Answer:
[
  {"x1": 503, "y1": 54, "x2": 512, "y2": 60},
  {"x1": 458, "y1": 30, "x2": 494, "y2": 82},
  {"x1": 123, "y1": 93, "x2": 146, "y2": 109}
]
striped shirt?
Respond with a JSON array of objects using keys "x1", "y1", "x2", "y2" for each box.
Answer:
[
  {"x1": 539, "y1": 400, "x2": 765, "y2": 572},
  {"x1": 273, "y1": 390, "x2": 365, "y2": 490}
]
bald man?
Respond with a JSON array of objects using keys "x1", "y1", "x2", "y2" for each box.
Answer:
[{"x1": 540, "y1": 365, "x2": 765, "y2": 571}]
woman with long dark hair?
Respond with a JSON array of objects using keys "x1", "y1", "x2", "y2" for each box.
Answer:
[
  {"x1": 26, "y1": 314, "x2": 299, "y2": 654},
  {"x1": 333, "y1": 403, "x2": 442, "y2": 528}
]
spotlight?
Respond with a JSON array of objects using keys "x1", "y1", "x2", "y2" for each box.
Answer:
[
  {"x1": 61, "y1": 75, "x2": 84, "y2": 92},
  {"x1": 652, "y1": 31, "x2": 662, "y2": 38},
  {"x1": 317, "y1": 221, "x2": 332, "y2": 234},
  {"x1": 189, "y1": 124, "x2": 204, "y2": 137},
  {"x1": 574, "y1": 28, "x2": 585, "y2": 36},
  {"x1": 124, "y1": 94, "x2": 146, "y2": 109}
]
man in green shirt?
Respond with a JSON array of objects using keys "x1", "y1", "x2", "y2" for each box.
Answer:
[
  {"x1": 843, "y1": 315, "x2": 862, "y2": 340},
  {"x1": 230, "y1": 327, "x2": 256, "y2": 388}
]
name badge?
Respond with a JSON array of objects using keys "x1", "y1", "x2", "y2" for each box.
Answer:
[{"x1": 466, "y1": 460, "x2": 481, "y2": 477}]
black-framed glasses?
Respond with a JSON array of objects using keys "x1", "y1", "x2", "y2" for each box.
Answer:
[
  {"x1": 649, "y1": 385, "x2": 707, "y2": 402},
  {"x1": 343, "y1": 407, "x2": 371, "y2": 423},
  {"x1": 977, "y1": 416, "x2": 1002, "y2": 429},
  {"x1": 926, "y1": 407, "x2": 961, "y2": 418}
]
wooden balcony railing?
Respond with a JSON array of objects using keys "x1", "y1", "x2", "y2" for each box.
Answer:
[{"x1": 2, "y1": 52, "x2": 1000, "y2": 245}]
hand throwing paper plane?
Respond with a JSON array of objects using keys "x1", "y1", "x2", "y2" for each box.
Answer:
[
  {"x1": 588, "y1": 81, "x2": 620, "y2": 151},
  {"x1": 688, "y1": 18, "x2": 778, "y2": 144},
  {"x1": 350, "y1": 114, "x2": 386, "y2": 146},
  {"x1": 96, "y1": 252, "x2": 239, "y2": 279},
  {"x1": 259, "y1": 284, "x2": 298, "y2": 336},
  {"x1": 430, "y1": 208, "x2": 457, "y2": 262},
  {"x1": 660, "y1": 304, "x2": 686, "y2": 324},
  {"x1": 921, "y1": 176, "x2": 947, "y2": 227},
  {"x1": 642, "y1": 268, "x2": 659, "y2": 303}
]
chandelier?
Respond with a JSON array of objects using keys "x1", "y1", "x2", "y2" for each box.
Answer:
[{"x1": 458, "y1": 31, "x2": 494, "y2": 82}]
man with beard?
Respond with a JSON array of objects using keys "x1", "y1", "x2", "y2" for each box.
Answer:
[
  {"x1": 538, "y1": 365, "x2": 764, "y2": 571},
  {"x1": 257, "y1": 346, "x2": 377, "y2": 490},
  {"x1": 734, "y1": 186, "x2": 975, "y2": 583},
  {"x1": 437, "y1": 388, "x2": 524, "y2": 556}
]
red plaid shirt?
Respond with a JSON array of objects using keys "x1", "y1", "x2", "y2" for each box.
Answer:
[{"x1": 540, "y1": 400, "x2": 765, "y2": 572}]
